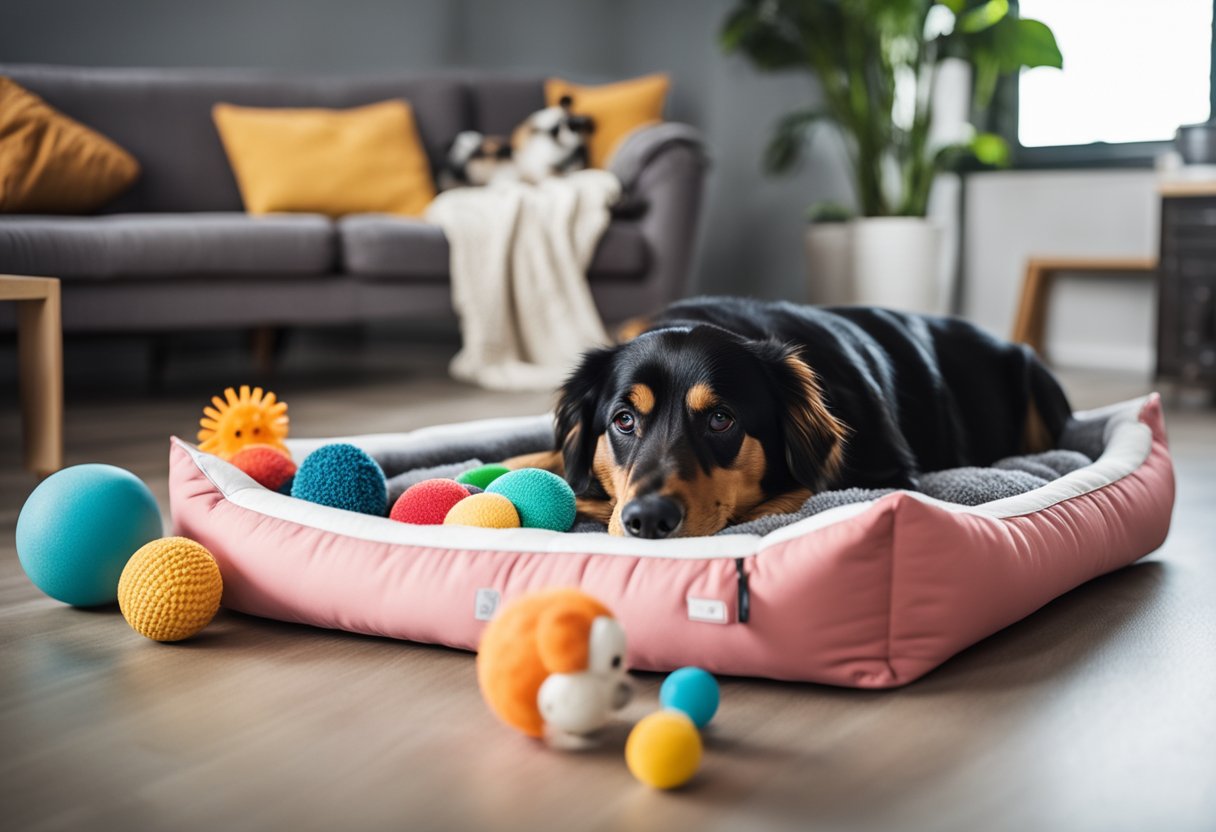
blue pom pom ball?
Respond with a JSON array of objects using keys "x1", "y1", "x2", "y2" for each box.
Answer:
[
  {"x1": 291, "y1": 444, "x2": 388, "y2": 516},
  {"x1": 486, "y1": 468, "x2": 576, "y2": 531},
  {"x1": 16, "y1": 464, "x2": 163, "y2": 606},
  {"x1": 660, "y1": 666, "x2": 720, "y2": 728}
]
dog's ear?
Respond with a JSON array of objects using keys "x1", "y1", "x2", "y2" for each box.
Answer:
[
  {"x1": 752, "y1": 341, "x2": 849, "y2": 491},
  {"x1": 555, "y1": 345, "x2": 617, "y2": 494}
]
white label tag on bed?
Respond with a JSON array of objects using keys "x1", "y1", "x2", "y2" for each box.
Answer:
[
  {"x1": 474, "y1": 588, "x2": 501, "y2": 621},
  {"x1": 687, "y1": 597, "x2": 728, "y2": 624}
]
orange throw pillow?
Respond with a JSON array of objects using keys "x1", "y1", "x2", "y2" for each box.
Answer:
[
  {"x1": 212, "y1": 100, "x2": 435, "y2": 217},
  {"x1": 0, "y1": 77, "x2": 140, "y2": 213},
  {"x1": 545, "y1": 74, "x2": 670, "y2": 168}
]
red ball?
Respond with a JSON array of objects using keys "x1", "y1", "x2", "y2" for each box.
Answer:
[
  {"x1": 230, "y1": 445, "x2": 297, "y2": 492},
  {"x1": 390, "y1": 479, "x2": 471, "y2": 525}
]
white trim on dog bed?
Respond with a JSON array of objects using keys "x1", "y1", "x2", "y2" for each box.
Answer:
[{"x1": 175, "y1": 396, "x2": 1153, "y2": 560}]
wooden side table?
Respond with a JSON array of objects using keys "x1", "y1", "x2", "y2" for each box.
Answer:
[
  {"x1": 1011, "y1": 258, "x2": 1158, "y2": 358},
  {"x1": 1, "y1": 275, "x2": 64, "y2": 476}
]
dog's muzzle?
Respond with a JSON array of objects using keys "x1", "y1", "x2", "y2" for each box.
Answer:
[{"x1": 620, "y1": 494, "x2": 684, "y2": 539}]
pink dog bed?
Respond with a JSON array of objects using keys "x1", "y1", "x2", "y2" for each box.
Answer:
[{"x1": 169, "y1": 395, "x2": 1173, "y2": 688}]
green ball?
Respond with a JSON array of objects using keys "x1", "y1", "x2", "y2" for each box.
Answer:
[
  {"x1": 456, "y1": 464, "x2": 511, "y2": 490},
  {"x1": 486, "y1": 468, "x2": 576, "y2": 532},
  {"x1": 16, "y1": 464, "x2": 163, "y2": 606}
]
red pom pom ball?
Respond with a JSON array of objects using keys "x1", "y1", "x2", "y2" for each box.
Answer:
[
  {"x1": 390, "y1": 479, "x2": 471, "y2": 525},
  {"x1": 230, "y1": 444, "x2": 297, "y2": 493}
]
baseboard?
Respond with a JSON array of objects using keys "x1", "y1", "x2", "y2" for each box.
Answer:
[{"x1": 1048, "y1": 342, "x2": 1154, "y2": 374}]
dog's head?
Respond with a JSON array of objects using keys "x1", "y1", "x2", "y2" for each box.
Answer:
[
  {"x1": 511, "y1": 96, "x2": 595, "y2": 182},
  {"x1": 556, "y1": 325, "x2": 848, "y2": 538},
  {"x1": 525, "y1": 95, "x2": 595, "y2": 150}
]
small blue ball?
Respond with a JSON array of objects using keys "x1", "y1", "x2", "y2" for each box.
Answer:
[
  {"x1": 16, "y1": 464, "x2": 163, "y2": 606},
  {"x1": 660, "y1": 666, "x2": 720, "y2": 728},
  {"x1": 486, "y1": 468, "x2": 576, "y2": 531},
  {"x1": 291, "y1": 444, "x2": 387, "y2": 516}
]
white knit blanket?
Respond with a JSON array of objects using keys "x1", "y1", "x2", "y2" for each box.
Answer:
[{"x1": 426, "y1": 170, "x2": 620, "y2": 391}]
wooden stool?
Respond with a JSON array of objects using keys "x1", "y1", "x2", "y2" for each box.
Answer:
[
  {"x1": 1, "y1": 275, "x2": 64, "y2": 476},
  {"x1": 1011, "y1": 257, "x2": 1158, "y2": 358}
]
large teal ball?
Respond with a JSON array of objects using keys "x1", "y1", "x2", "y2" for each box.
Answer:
[
  {"x1": 291, "y1": 443, "x2": 388, "y2": 516},
  {"x1": 660, "y1": 666, "x2": 720, "y2": 728},
  {"x1": 486, "y1": 468, "x2": 576, "y2": 531},
  {"x1": 16, "y1": 464, "x2": 163, "y2": 607}
]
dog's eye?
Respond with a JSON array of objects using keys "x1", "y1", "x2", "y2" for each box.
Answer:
[
  {"x1": 708, "y1": 411, "x2": 734, "y2": 433},
  {"x1": 612, "y1": 411, "x2": 636, "y2": 434}
]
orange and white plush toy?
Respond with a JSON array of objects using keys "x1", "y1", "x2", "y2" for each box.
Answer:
[{"x1": 477, "y1": 588, "x2": 631, "y2": 739}]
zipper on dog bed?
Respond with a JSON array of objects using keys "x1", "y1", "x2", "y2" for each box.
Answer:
[{"x1": 735, "y1": 558, "x2": 750, "y2": 623}]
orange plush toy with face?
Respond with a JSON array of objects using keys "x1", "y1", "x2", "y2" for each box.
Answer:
[{"x1": 477, "y1": 588, "x2": 632, "y2": 739}]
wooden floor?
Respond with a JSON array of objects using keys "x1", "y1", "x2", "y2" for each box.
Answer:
[{"x1": 2, "y1": 337, "x2": 1214, "y2": 832}]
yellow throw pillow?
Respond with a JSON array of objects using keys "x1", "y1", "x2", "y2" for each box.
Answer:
[
  {"x1": 0, "y1": 77, "x2": 140, "y2": 213},
  {"x1": 212, "y1": 99, "x2": 435, "y2": 217},
  {"x1": 545, "y1": 73, "x2": 670, "y2": 168}
]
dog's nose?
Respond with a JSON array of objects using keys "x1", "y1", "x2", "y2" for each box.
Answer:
[{"x1": 621, "y1": 495, "x2": 684, "y2": 539}]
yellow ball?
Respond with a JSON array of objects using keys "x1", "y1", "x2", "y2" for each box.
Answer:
[
  {"x1": 443, "y1": 493, "x2": 521, "y2": 529},
  {"x1": 625, "y1": 710, "x2": 703, "y2": 789},
  {"x1": 118, "y1": 537, "x2": 223, "y2": 642}
]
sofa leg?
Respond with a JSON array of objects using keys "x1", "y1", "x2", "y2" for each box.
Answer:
[
  {"x1": 250, "y1": 326, "x2": 284, "y2": 376},
  {"x1": 147, "y1": 335, "x2": 171, "y2": 393}
]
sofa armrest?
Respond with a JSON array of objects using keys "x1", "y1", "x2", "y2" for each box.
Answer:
[
  {"x1": 609, "y1": 122, "x2": 707, "y2": 193},
  {"x1": 608, "y1": 122, "x2": 709, "y2": 308}
]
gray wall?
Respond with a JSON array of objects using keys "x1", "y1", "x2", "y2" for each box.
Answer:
[
  {"x1": 963, "y1": 170, "x2": 1158, "y2": 373},
  {"x1": 0, "y1": 0, "x2": 458, "y2": 71},
  {"x1": 0, "y1": 0, "x2": 851, "y2": 301}
]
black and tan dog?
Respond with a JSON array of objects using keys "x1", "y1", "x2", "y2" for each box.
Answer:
[{"x1": 510, "y1": 296, "x2": 1073, "y2": 539}]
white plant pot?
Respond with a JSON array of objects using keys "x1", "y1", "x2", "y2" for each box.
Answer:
[
  {"x1": 803, "y1": 222, "x2": 853, "y2": 305},
  {"x1": 850, "y1": 217, "x2": 944, "y2": 314}
]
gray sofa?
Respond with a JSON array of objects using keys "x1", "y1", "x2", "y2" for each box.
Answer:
[{"x1": 0, "y1": 64, "x2": 707, "y2": 333}]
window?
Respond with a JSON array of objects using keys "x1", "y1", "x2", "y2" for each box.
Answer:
[{"x1": 1014, "y1": 0, "x2": 1215, "y2": 164}]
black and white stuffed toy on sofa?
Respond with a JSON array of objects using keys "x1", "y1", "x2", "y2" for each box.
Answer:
[{"x1": 441, "y1": 96, "x2": 595, "y2": 188}]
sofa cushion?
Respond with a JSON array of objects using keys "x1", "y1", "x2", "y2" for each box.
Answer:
[
  {"x1": 0, "y1": 213, "x2": 335, "y2": 278},
  {"x1": 339, "y1": 215, "x2": 449, "y2": 278},
  {"x1": 339, "y1": 215, "x2": 649, "y2": 279},
  {"x1": 545, "y1": 74, "x2": 670, "y2": 168},
  {"x1": 213, "y1": 100, "x2": 435, "y2": 217},
  {"x1": 0, "y1": 78, "x2": 140, "y2": 214}
]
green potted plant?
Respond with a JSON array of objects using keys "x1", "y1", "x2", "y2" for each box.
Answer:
[{"x1": 721, "y1": 0, "x2": 1062, "y2": 311}]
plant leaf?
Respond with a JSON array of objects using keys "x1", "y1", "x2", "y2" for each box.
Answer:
[
  {"x1": 720, "y1": 4, "x2": 807, "y2": 70},
  {"x1": 957, "y1": 0, "x2": 1009, "y2": 34},
  {"x1": 806, "y1": 201, "x2": 853, "y2": 223},
  {"x1": 998, "y1": 17, "x2": 1063, "y2": 71},
  {"x1": 970, "y1": 132, "x2": 1010, "y2": 165},
  {"x1": 933, "y1": 130, "x2": 1011, "y2": 170},
  {"x1": 937, "y1": 0, "x2": 966, "y2": 14},
  {"x1": 971, "y1": 50, "x2": 1000, "y2": 111},
  {"x1": 764, "y1": 109, "x2": 827, "y2": 174}
]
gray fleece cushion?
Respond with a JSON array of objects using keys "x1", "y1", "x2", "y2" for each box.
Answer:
[{"x1": 369, "y1": 415, "x2": 1106, "y2": 535}]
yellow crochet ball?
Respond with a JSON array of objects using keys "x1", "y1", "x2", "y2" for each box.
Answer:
[
  {"x1": 625, "y1": 710, "x2": 703, "y2": 790},
  {"x1": 118, "y1": 537, "x2": 223, "y2": 642},
  {"x1": 443, "y1": 492, "x2": 521, "y2": 529}
]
